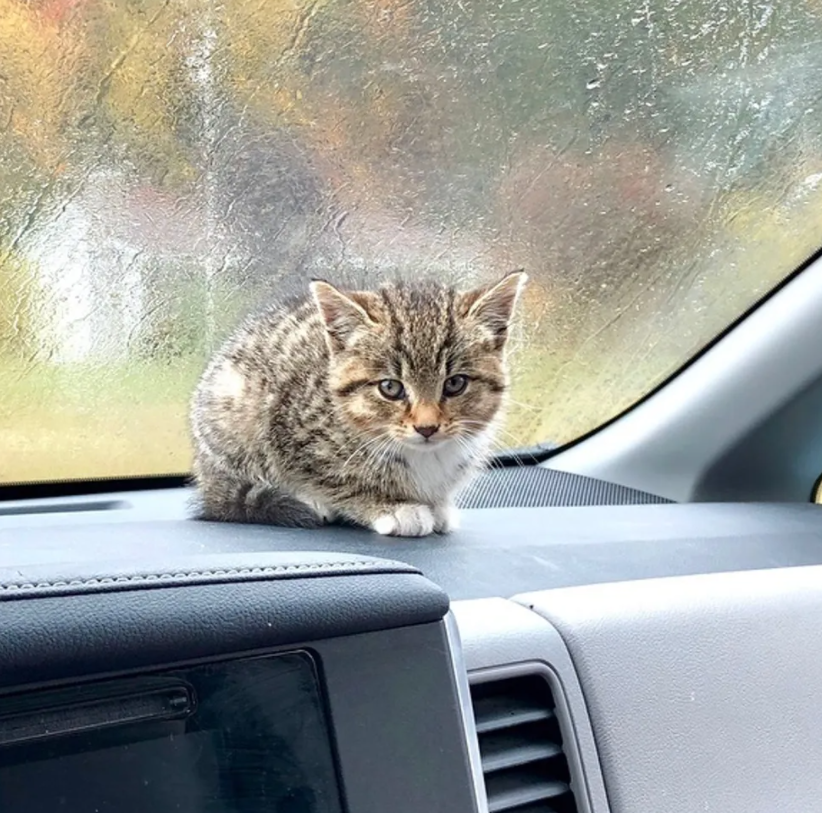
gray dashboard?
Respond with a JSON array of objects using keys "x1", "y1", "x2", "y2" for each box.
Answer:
[
  {"x1": 2, "y1": 486, "x2": 822, "y2": 813},
  {"x1": 2, "y1": 487, "x2": 822, "y2": 598}
]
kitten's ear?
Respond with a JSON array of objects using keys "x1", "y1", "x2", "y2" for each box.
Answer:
[
  {"x1": 462, "y1": 270, "x2": 528, "y2": 348},
  {"x1": 310, "y1": 280, "x2": 378, "y2": 350}
]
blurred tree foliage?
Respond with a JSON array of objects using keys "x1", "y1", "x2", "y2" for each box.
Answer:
[{"x1": 1, "y1": 0, "x2": 821, "y2": 357}]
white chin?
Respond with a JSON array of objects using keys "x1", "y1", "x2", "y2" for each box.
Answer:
[{"x1": 403, "y1": 436, "x2": 448, "y2": 451}]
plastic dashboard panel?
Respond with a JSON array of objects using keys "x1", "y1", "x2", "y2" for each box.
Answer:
[
  {"x1": 450, "y1": 598, "x2": 612, "y2": 813},
  {"x1": 515, "y1": 564, "x2": 822, "y2": 813}
]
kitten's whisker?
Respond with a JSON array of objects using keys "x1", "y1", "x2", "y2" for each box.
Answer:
[
  {"x1": 468, "y1": 430, "x2": 542, "y2": 466},
  {"x1": 504, "y1": 397, "x2": 539, "y2": 413},
  {"x1": 453, "y1": 434, "x2": 490, "y2": 468},
  {"x1": 451, "y1": 421, "x2": 487, "y2": 441},
  {"x1": 356, "y1": 443, "x2": 387, "y2": 480},
  {"x1": 361, "y1": 436, "x2": 396, "y2": 477},
  {"x1": 370, "y1": 437, "x2": 398, "y2": 482},
  {"x1": 455, "y1": 442, "x2": 481, "y2": 467},
  {"x1": 456, "y1": 420, "x2": 524, "y2": 449},
  {"x1": 463, "y1": 420, "x2": 523, "y2": 445},
  {"x1": 341, "y1": 434, "x2": 391, "y2": 471}
]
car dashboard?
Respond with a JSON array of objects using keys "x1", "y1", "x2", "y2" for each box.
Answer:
[{"x1": 2, "y1": 471, "x2": 822, "y2": 813}]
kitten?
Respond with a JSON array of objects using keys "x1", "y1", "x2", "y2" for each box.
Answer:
[{"x1": 189, "y1": 270, "x2": 527, "y2": 537}]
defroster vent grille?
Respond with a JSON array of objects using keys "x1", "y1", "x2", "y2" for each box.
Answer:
[{"x1": 470, "y1": 673, "x2": 579, "y2": 813}]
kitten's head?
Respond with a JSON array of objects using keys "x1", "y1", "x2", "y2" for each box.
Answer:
[{"x1": 310, "y1": 271, "x2": 527, "y2": 451}]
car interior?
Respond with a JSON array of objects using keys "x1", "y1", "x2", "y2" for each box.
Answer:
[
  {"x1": 3, "y1": 249, "x2": 822, "y2": 813},
  {"x1": 3, "y1": 0, "x2": 822, "y2": 811}
]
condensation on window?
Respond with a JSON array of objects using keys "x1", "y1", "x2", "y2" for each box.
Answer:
[{"x1": 1, "y1": 0, "x2": 821, "y2": 482}]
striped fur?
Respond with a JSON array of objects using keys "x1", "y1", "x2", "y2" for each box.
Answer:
[{"x1": 189, "y1": 271, "x2": 526, "y2": 537}]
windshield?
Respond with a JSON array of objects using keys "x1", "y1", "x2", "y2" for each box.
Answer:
[{"x1": 1, "y1": 0, "x2": 821, "y2": 485}]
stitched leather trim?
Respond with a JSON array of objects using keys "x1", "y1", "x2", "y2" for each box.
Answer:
[{"x1": 0, "y1": 559, "x2": 415, "y2": 600}]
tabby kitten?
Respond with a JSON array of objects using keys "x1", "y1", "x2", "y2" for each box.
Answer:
[{"x1": 189, "y1": 270, "x2": 527, "y2": 537}]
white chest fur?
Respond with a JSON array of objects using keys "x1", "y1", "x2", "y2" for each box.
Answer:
[{"x1": 403, "y1": 433, "x2": 490, "y2": 505}]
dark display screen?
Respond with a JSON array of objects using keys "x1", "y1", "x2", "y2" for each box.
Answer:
[{"x1": 0, "y1": 651, "x2": 343, "y2": 813}]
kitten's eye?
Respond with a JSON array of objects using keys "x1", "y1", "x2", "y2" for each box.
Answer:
[
  {"x1": 377, "y1": 379, "x2": 406, "y2": 401},
  {"x1": 443, "y1": 374, "x2": 469, "y2": 397}
]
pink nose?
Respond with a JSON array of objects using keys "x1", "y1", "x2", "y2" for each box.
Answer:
[{"x1": 414, "y1": 425, "x2": 439, "y2": 439}]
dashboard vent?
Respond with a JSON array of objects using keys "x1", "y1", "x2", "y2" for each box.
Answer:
[{"x1": 470, "y1": 673, "x2": 578, "y2": 813}]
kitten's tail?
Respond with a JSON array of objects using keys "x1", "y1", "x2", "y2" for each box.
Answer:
[{"x1": 188, "y1": 476, "x2": 326, "y2": 529}]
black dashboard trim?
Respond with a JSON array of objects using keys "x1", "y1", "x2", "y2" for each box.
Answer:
[
  {"x1": 0, "y1": 552, "x2": 419, "y2": 600},
  {"x1": 0, "y1": 552, "x2": 449, "y2": 691}
]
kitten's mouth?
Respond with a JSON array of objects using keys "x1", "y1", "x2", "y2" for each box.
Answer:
[{"x1": 400, "y1": 434, "x2": 451, "y2": 450}]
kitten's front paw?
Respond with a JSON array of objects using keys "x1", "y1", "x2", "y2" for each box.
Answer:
[
  {"x1": 433, "y1": 503, "x2": 460, "y2": 534},
  {"x1": 372, "y1": 504, "x2": 435, "y2": 537}
]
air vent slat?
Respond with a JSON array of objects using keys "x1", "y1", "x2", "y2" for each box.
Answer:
[
  {"x1": 475, "y1": 705, "x2": 552, "y2": 733},
  {"x1": 480, "y1": 736, "x2": 562, "y2": 773},
  {"x1": 508, "y1": 804, "x2": 567, "y2": 813},
  {"x1": 485, "y1": 778, "x2": 569, "y2": 812},
  {"x1": 470, "y1": 673, "x2": 579, "y2": 813},
  {"x1": 472, "y1": 691, "x2": 554, "y2": 733}
]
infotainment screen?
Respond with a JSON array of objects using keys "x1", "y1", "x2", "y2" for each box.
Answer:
[{"x1": 0, "y1": 651, "x2": 343, "y2": 813}]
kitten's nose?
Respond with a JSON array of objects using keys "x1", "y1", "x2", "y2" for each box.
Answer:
[{"x1": 414, "y1": 424, "x2": 439, "y2": 439}]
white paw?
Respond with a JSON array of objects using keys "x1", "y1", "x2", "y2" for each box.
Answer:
[
  {"x1": 372, "y1": 504, "x2": 436, "y2": 537},
  {"x1": 433, "y1": 504, "x2": 460, "y2": 534}
]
